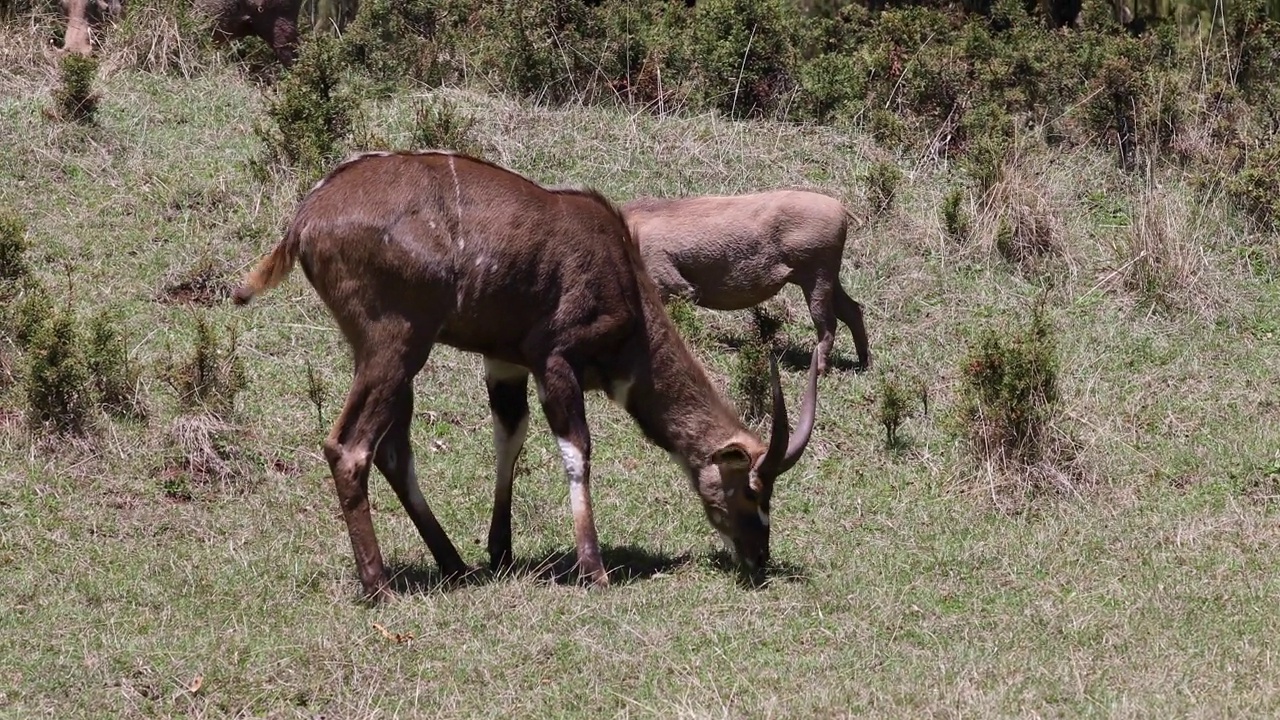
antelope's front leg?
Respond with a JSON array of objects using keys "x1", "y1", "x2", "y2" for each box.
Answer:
[
  {"x1": 537, "y1": 357, "x2": 608, "y2": 587},
  {"x1": 484, "y1": 359, "x2": 531, "y2": 572}
]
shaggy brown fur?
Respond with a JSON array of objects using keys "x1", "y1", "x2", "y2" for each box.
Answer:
[{"x1": 233, "y1": 151, "x2": 819, "y2": 601}]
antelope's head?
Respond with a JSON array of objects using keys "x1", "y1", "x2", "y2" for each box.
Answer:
[{"x1": 695, "y1": 349, "x2": 819, "y2": 572}]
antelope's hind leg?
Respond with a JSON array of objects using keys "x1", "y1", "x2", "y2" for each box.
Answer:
[
  {"x1": 373, "y1": 385, "x2": 470, "y2": 582},
  {"x1": 834, "y1": 284, "x2": 871, "y2": 371},
  {"x1": 798, "y1": 274, "x2": 838, "y2": 376},
  {"x1": 536, "y1": 355, "x2": 608, "y2": 587},
  {"x1": 484, "y1": 359, "x2": 531, "y2": 572},
  {"x1": 321, "y1": 325, "x2": 441, "y2": 602}
]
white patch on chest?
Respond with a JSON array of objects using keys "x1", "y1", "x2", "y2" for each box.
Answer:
[{"x1": 758, "y1": 509, "x2": 770, "y2": 527}]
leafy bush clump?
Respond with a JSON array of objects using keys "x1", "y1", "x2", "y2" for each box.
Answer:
[
  {"x1": 957, "y1": 299, "x2": 1085, "y2": 504},
  {"x1": 52, "y1": 53, "x2": 100, "y2": 123},
  {"x1": 687, "y1": 0, "x2": 808, "y2": 118},
  {"x1": 25, "y1": 309, "x2": 90, "y2": 434},
  {"x1": 166, "y1": 314, "x2": 247, "y2": 417},
  {"x1": 253, "y1": 34, "x2": 358, "y2": 185}
]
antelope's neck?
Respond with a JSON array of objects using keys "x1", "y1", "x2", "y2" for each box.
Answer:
[{"x1": 621, "y1": 309, "x2": 744, "y2": 470}]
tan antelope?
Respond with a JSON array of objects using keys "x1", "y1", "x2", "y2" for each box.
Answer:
[
  {"x1": 232, "y1": 151, "x2": 819, "y2": 602},
  {"x1": 622, "y1": 190, "x2": 871, "y2": 376}
]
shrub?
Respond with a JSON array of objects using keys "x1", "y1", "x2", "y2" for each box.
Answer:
[
  {"x1": 665, "y1": 294, "x2": 705, "y2": 346},
  {"x1": 958, "y1": 300, "x2": 1058, "y2": 468},
  {"x1": 52, "y1": 53, "x2": 100, "y2": 123},
  {"x1": 0, "y1": 210, "x2": 29, "y2": 290},
  {"x1": 688, "y1": 0, "x2": 807, "y2": 118},
  {"x1": 958, "y1": 104, "x2": 1014, "y2": 194},
  {"x1": 940, "y1": 186, "x2": 969, "y2": 240},
  {"x1": 339, "y1": 0, "x2": 447, "y2": 89},
  {"x1": 1228, "y1": 141, "x2": 1280, "y2": 233},
  {"x1": 11, "y1": 281, "x2": 55, "y2": 351},
  {"x1": 732, "y1": 327, "x2": 771, "y2": 424},
  {"x1": 750, "y1": 304, "x2": 784, "y2": 347},
  {"x1": 86, "y1": 308, "x2": 146, "y2": 420},
  {"x1": 25, "y1": 308, "x2": 90, "y2": 434},
  {"x1": 593, "y1": 0, "x2": 697, "y2": 111},
  {"x1": 877, "y1": 371, "x2": 909, "y2": 450},
  {"x1": 864, "y1": 160, "x2": 903, "y2": 215},
  {"x1": 167, "y1": 314, "x2": 248, "y2": 416},
  {"x1": 253, "y1": 33, "x2": 357, "y2": 185},
  {"x1": 468, "y1": 0, "x2": 603, "y2": 103},
  {"x1": 410, "y1": 96, "x2": 483, "y2": 156}
]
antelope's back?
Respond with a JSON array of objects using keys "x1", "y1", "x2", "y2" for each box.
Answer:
[{"x1": 296, "y1": 151, "x2": 648, "y2": 362}]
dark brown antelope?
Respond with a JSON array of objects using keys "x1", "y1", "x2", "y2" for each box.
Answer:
[
  {"x1": 622, "y1": 189, "x2": 871, "y2": 375},
  {"x1": 232, "y1": 151, "x2": 819, "y2": 602}
]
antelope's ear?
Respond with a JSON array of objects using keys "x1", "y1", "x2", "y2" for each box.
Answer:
[{"x1": 711, "y1": 442, "x2": 752, "y2": 470}]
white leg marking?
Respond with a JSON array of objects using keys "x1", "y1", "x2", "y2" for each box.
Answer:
[
  {"x1": 758, "y1": 509, "x2": 771, "y2": 527},
  {"x1": 558, "y1": 438, "x2": 585, "y2": 484},
  {"x1": 558, "y1": 438, "x2": 589, "y2": 525}
]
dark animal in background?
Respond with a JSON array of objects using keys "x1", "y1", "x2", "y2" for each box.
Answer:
[
  {"x1": 195, "y1": 0, "x2": 301, "y2": 66},
  {"x1": 622, "y1": 190, "x2": 871, "y2": 376},
  {"x1": 232, "y1": 151, "x2": 819, "y2": 602}
]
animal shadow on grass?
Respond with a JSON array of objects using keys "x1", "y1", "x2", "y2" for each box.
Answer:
[
  {"x1": 714, "y1": 331, "x2": 865, "y2": 374},
  {"x1": 709, "y1": 550, "x2": 812, "y2": 590},
  {"x1": 383, "y1": 545, "x2": 693, "y2": 595},
  {"x1": 508, "y1": 544, "x2": 694, "y2": 588}
]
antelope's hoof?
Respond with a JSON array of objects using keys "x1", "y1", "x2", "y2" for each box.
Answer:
[
  {"x1": 361, "y1": 584, "x2": 396, "y2": 606},
  {"x1": 442, "y1": 563, "x2": 481, "y2": 584}
]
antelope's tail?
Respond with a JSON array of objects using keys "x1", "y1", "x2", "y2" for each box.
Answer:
[{"x1": 232, "y1": 223, "x2": 301, "y2": 306}]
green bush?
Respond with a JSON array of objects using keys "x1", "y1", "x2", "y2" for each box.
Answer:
[
  {"x1": 958, "y1": 301, "x2": 1058, "y2": 466},
  {"x1": 864, "y1": 160, "x2": 903, "y2": 215},
  {"x1": 1228, "y1": 141, "x2": 1280, "y2": 232},
  {"x1": 665, "y1": 294, "x2": 705, "y2": 346},
  {"x1": 732, "y1": 328, "x2": 771, "y2": 424},
  {"x1": 468, "y1": 0, "x2": 603, "y2": 103},
  {"x1": 339, "y1": 0, "x2": 447, "y2": 89},
  {"x1": 86, "y1": 308, "x2": 146, "y2": 421},
  {"x1": 253, "y1": 34, "x2": 358, "y2": 184},
  {"x1": 0, "y1": 211, "x2": 29, "y2": 290},
  {"x1": 593, "y1": 0, "x2": 697, "y2": 109},
  {"x1": 941, "y1": 186, "x2": 969, "y2": 240},
  {"x1": 53, "y1": 53, "x2": 100, "y2": 123},
  {"x1": 25, "y1": 309, "x2": 90, "y2": 434},
  {"x1": 11, "y1": 282, "x2": 54, "y2": 351},
  {"x1": 958, "y1": 103, "x2": 1015, "y2": 194},
  {"x1": 168, "y1": 314, "x2": 248, "y2": 416},
  {"x1": 410, "y1": 96, "x2": 483, "y2": 156},
  {"x1": 687, "y1": 0, "x2": 808, "y2": 118}
]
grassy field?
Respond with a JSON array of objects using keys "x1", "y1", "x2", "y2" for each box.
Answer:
[{"x1": 3, "y1": 14, "x2": 1280, "y2": 719}]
